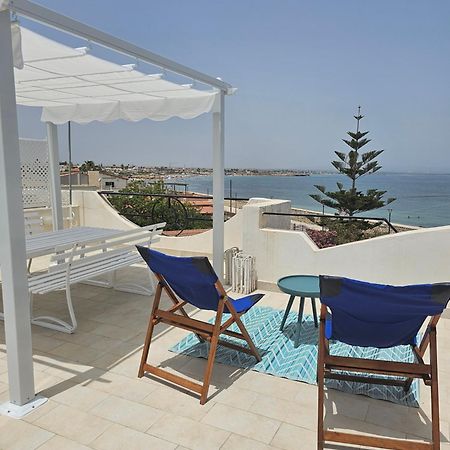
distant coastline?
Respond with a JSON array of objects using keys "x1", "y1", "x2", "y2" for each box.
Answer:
[
  {"x1": 97, "y1": 164, "x2": 317, "y2": 180},
  {"x1": 67, "y1": 162, "x2": 450, "y2": 227}
]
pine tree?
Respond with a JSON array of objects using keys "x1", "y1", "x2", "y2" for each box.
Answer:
[{"x1": 310, "y1": 107, "x2": 395, "y2": 217}]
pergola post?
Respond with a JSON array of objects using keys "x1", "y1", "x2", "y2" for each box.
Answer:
[
  {"x1": 0, "y1": 9, "x2": 36, "y2": 409},
  {"x1": 212, "y1": 91, "x2": 225, "y2": 280},
  {"x1": 46, "y1": 122, "x2": 63, "y2": 230}
]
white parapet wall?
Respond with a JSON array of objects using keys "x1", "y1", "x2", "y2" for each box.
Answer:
[
  {"x1": 73, "y1": 190, "x2": 450, "y2": 286},
  {"x1": 73, "y1": 190, "x2": 136, "y2": 230},
  {"x1": 72, "y1": 190, "x2": 243, "y2": 256},
  {"x1": 241, "y1": 198, "x2": 450, "y2": 285}
]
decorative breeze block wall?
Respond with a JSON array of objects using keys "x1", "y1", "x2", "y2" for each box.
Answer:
[{"x1": 20, "y1": 138, "x2": 50, "y2": 209}]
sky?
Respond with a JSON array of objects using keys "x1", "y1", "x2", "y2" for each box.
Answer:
[{"x1": 16, "y1": 1, "x2": 450, "y2": 172}]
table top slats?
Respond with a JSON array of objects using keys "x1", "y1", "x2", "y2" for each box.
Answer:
[{"x1": 26, "y1": 226, "x2": 127, "y2": 258}]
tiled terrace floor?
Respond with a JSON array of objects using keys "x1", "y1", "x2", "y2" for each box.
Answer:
[{"x1": 0, "y1": 264, "x2": 449, "y2": 449}]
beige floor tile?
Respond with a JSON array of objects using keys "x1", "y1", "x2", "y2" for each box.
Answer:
[
  {"x1": 50, "y1": 330, "x2": 95, "y2": 347},
  {"x1": 86, "y1": 335, "x2": 126, "y2": 353},
  {"x1": 202, "y1": 402, "x2": 281, "y2": 443},
  {"x1": 270, "y1": 422, "x2": 316, "y2": 450},
  {"x1": 0, "y1": 358, "x2": 8, "y2": 375},
  {"x1": 74, "y1": 319, "x2": 107, "y2": 334},
  {"x1": 105, "y1": 339, "x2": 143, "y2": 357},
  {"x1": 215, "y1": 386, "x2": 259, "y2": 410},
  {"x1": 235, "y1": 370, "x2": 303, "y2": 402},
  {"x1": 70, "y1": 285, "x2": 108, "y2": 300},
  {"x1": 364, "y1": 399, "x2": 424, "y2": 436},
  {"x1": 142, "y1": 385, "x2": 215, "y2": 421},
  {"x1": 0, "y1": 284, "x2": 447, "y2": 449},
  {"x1": 91, "y1": 395, "x2": 163, "y2": 432},
  {"x1": 325, "y1": 413, "x2": 406, "y2": 440},
  {"x1": 148, "y1": 412, "x2": 230, "y2": 449},
  {"x1": 89, "y1": 322, "x2": 140, "y2": 341},
  {"x1": 23, "y1": 399, "x2": 60, "y2": 424},
  {"x1": 46, "y1": 383, "x2": 110, "y2": 411},
  {"x1": 0, "y1": 388, "x2": 10, "y2": 404},
  {"x1": 221, "y1": 433, "x2": 277, "y2": 450},
  {"x1": 40, "y1": 359, "x2": 96, "y2": 382},
  {"x1": 0, "y1": 418, "x2": 53, "y2": 450},
  {"x1": 249, "y1": 394, "x2": 316, "y2": 431},
  {"x1": 80, "y1": 369, "x2": 159, "y2": 402},
  {"x1": 32, "y1": 335, "x2": 69, "y2": 353},
  {"x1": 294, "y1": 382, "x2": 318, "y2": 406},
  {"x1": 405, "y1": 433, "x2": 444, "y2": 448},
  {"x1": 325, "y1": 390, "x2": 370, "y2": 422},
  {"x1": 441, "y1": 420, "x2": 450, "y2": 443},
  {"x1": 31, "y1": 355, "x2": 60, "y2": 374},
  {"x1": 36, "y1": 435, "x2": 91, "y2": 450},
  {"x1": 176, "y1": 357, "x2": 248, "y2": 388},
  {"x1": 93, "y1": 351, "x2": 142, "y2": 378},
  {"x1": 47, "y1": 342, "x2": 104, "y2": 364},
  {"x1": 34, "y1": 403, "x2": 112, "y2": 445},
  {"x1": 89, "y1": 352, "x2": 126, "y2": 371},
  {"x1": 91, "y1": 423, "x2": 176, "y2": 450},
  {"x1": 0, "y1": 381, "x2": 9, "y2": 395},
  {"x1": 33, "y1": 372, "x2": 66, "y2": 393}
]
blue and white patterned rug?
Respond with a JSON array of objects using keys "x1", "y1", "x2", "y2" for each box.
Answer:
[{"x1": 170, "y1": 306, "x2": 419, "y2": 407}]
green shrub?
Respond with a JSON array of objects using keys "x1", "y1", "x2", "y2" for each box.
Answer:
[{"x1": 108, "y1": 181, "x2": 211, "y2": 231}]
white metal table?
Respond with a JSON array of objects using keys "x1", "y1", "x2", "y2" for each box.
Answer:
[
  {"x1": 23, "y1": 225, "x2": 158, "y2": 333},
  {"x1": 25, "y1": 226, "x2": 124, "y2": 259}
]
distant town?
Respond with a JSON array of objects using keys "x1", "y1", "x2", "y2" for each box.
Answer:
[
  {"x1": 60, "y1": 162, "x2": 314, "y2": 179},
  {"x1": 59, "y1": 161, "x2": 319, "y2": 190}
]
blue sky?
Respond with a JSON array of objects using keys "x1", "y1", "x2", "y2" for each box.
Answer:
[{"x1": 17, "y1": 1, "x2": 450, "y2": 172}]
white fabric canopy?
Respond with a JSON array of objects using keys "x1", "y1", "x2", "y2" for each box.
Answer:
[{"x1": 14, "y1": 27, "x2": 217, "y2": 123}]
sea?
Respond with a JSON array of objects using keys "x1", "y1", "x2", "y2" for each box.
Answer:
[{"x1": 177, "y1": 173, "x2": 450, "y2": 228}]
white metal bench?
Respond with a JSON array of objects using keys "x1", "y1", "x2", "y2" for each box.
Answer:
[
  {"x1": 24, "y1": 210, "x2": 45, "y2": 236},
  {"x1": 27, "y1": 223, "x2": 165, "y2": 333},
  {"x1": 24, "y1": 210, "x2": 45, "y2": 272}
]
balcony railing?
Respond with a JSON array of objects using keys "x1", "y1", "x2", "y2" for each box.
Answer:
[
  {"x1": 262, "y1": 211, "x2": 398, "y2": 233},
  {"x1": 100, "y1": 191, "x2": 249, "y2": 236}
]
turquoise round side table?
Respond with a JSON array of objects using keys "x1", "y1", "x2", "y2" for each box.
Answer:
[{"x1": 277, "y1": 275, "x2": 319, "y2": 348}]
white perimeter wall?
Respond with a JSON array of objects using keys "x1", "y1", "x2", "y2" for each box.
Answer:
[
  {"x1": 74, "y1": 190, "x2": 450, "y2": 285},
  {"x1": 241, "y1": 198, "x2": 450, "y2": 285},
  {"x1": 72, "y1": 190, "x2": 242, "y2": 256}
]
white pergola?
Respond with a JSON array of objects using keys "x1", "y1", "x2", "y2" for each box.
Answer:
[{"x1": 0, "y1": 0, "x2": 234, "y2": 413}]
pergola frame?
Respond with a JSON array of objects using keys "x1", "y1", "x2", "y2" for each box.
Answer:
[{"x1": 0, "y1": 0, "x2": 233, "y2": 412}]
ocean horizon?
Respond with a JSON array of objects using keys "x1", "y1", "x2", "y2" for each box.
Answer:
[{"x1": 179, "y1": 173, "x2": 450, "y2": 228}]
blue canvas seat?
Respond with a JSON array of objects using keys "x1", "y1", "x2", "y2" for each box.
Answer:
[
  {"x1": 317, "y1": 275, "x2": 450, "y2": 450},
  {"x1": 136, "y1": 247, "x2": 263, "y2": 404}
]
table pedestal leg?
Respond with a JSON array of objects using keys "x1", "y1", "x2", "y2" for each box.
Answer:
[
  {"x1": 295, "y1": 297, "x2": 305, "y2": 348},
  {"x1": 311, "y1": 298, "x2": 318, "y2": 328},
  {"x1": 280, "y1": 295, "x2": 295, "y2": 331}
]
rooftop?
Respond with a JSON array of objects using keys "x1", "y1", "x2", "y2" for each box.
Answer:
[{"x1": 0, "y1": 261, "x2": 448, "y2": 449}]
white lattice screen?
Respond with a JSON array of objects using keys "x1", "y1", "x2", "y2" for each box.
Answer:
[
  {"x1": 19, "y1": 138, "x2": 70, "y2": 209},
  {"x1": 20, "y1": 138, "x2": 50, "y2": 209}
]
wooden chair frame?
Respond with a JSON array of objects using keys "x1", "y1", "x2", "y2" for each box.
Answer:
[
  {"x1": 317, "y1": 304, "x2": 441, "y2": 450},
  {"x1": 138, "y1": 273, "x2": 262, "y2": 404}
]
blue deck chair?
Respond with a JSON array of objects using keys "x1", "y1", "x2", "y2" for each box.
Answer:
[
  {"x1": 136, "y1": 247, "x2": 264, "y2": 404},
  {"x1": 317, "y1": 275, "x2": 450, "y2": 450}
]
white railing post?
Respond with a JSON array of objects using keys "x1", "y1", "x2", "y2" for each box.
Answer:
[
  {"x1": 212, "y1": 92, "x2": 225, "y2": 280},
  {"x1": 47, "y1": 122, "x2": 63, "y2": 230},
  {"x1": 0, "y1": 9, "x2": 35, "y2": 407}
]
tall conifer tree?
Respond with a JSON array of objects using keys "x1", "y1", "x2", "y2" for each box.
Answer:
[{"x1": 311, "y1": 107, "x2": 395, "y2": 216}]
